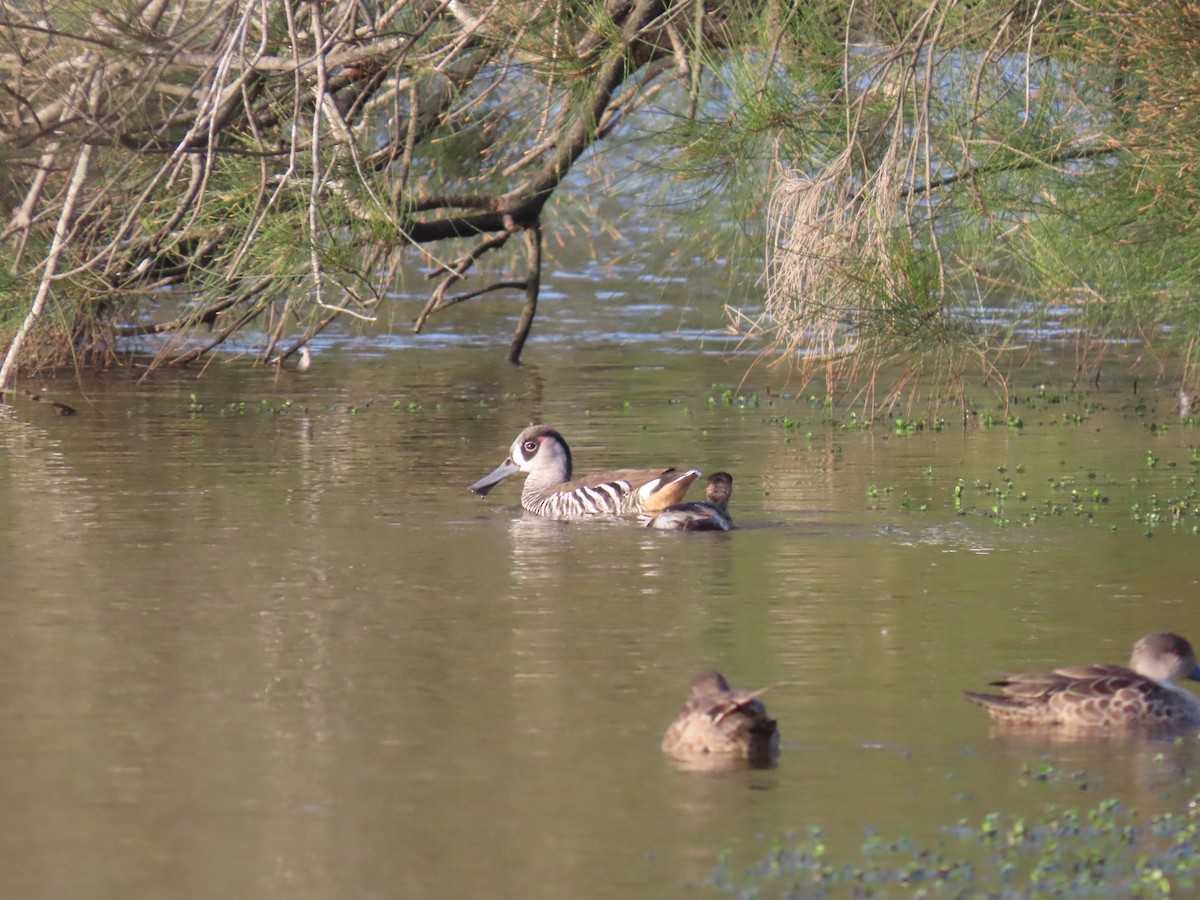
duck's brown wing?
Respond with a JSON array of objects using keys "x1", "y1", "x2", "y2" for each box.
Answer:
[
  {"x1": 966, "y1": 666, "x2": 1186, "y2": 728},
  {"x1": 635, "y1": 469, "x2": 701, "y2": 512},
  {"x1": 965, "y1": 668, "x2": 1102, "y2": 724},
  {"x1": 662, "y1": 689, "x2": 779, "y2": 761},
  {"x1": 1042, "y1": 674, "x2": 1187, "y2": 728}
]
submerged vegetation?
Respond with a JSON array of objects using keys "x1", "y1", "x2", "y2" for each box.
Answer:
[
  {"x1": 710, "y1": 790, "x2": 1200, "y2": 898},
  {"x1": 2, "y1": 1, "x2": 1200, "y2": 405}
]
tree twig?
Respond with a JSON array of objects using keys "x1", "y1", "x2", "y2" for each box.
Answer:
[{"x1": 0, "y1": 67, "x2": 100, "y2": 392}]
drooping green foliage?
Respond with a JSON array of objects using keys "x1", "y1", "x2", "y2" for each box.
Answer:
[
  {"x1": 644, "y1": 0, "x2": 1200, "y2": 407},
  {"x1": 2, "y1": 1, "x2": 1199, "y2": 401}
]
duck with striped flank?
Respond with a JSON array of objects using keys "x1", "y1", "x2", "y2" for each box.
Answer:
[
  {"x1": 662, "y1": 670, "x2": 779, "y2": 770},
  {"x1": 642, "y1": 472, "x2": 733, "y2": 532},
  {"x1": 964, "y1": 632, "x2": 1200, "y2": 731},
  {"x1": 469, "y1": 424, "x2": 700, "y2": 519}
]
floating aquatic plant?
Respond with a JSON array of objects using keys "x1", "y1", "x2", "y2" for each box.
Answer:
[{"x1": 709, "y1": 794, "x2": 1200, "y2": 898}]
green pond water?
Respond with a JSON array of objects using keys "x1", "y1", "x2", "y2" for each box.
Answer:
[{"x1": 3, "y1": 284, "x2": 1200, "y2": 898}]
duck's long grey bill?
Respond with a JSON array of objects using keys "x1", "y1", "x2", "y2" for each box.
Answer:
[{"x1": 469, "y1": 459, "x2": 520, "y2": 496}]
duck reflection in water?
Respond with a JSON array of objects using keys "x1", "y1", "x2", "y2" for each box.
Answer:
[
  {"x1": 964, "y1": 632, "x2": 1200, "y2": 735},
  {"x1": 662, "y1": 670, "x2": 779, "y2": 772}
]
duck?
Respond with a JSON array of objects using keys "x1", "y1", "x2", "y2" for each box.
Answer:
[
  {"x1": 662, "y1": 670, "x2": 779, "y2": 769},
  {"x1": 269, "y1": 344, "x2": 311, "y2": 371},
  {"x1": 469, "y1": 424, "x2": 699, "y2": 519},
  {"x1": 963, "y1": 632, "x2": 1200, "y2": 730},
  {"x1": 642, "y1": 472, "x2": 733, "y2": 531}
]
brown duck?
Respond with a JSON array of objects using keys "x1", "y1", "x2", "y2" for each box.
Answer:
[
  {"x1": 642, "y1": 472, "x2": 733, "y2": 532},
  {"x1": 964, "y1": 632, "x2": 1200, "y2": 731},
  {"x1": 662, "y1": 670, "x2": 779, "y2": 769}
]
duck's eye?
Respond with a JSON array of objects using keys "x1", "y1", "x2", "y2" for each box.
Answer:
[{"x1": 522, "y1": 440, "x2": 539, "y2": 453}]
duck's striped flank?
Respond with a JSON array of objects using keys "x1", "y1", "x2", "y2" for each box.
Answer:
[{"x1": 525, "y1": 479, "x2": 636, "y2": 518}]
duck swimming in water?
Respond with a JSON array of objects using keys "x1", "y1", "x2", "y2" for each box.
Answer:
[
  {"x1": 642, "y1": 472, "x2": 733, "y2": 532},
  {"x1": 662, "y1": 670, "x2": 779, "y2": 769},
  {"x1": 469, "y1": 424, "x2": 699, "y2": 519},
  {"x1": 964, "y1": 632, "x2": 1200, "y2": 731}
]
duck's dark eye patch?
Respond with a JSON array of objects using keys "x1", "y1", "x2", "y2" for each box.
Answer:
[{"x1": 523, "y1": 440, "x2": 539, "y2": 453}]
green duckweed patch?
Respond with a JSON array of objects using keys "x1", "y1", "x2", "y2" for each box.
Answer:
[
  {"x1": 708, "y1": 386, "x2": 765, "y2": 409},
  {"x1": 709, "y1": 794, "x2": 1200, "y2": 898},
  {"x1": 944, "y1": 467, "x2": 1200, "y2": 535},
  {"x1": 752, "y1": 381, "x2": 1200, "y2": 534}
]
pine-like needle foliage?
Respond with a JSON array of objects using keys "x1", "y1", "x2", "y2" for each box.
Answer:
[{"x1": 658, "y1": 0, "x2": 1200, "y2": 410}]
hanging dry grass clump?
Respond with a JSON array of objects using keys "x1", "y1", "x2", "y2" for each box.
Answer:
[
  {"x1": 763, "y1": 141, "x2": 908, "y2": 361},
  {"x1": 748, "y1": 25, "x2": 1008, "y2": 418}
]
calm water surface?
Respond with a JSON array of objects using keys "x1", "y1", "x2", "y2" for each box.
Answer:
[{"x1": 3, "y1": 313, "x2": 1200, "y2": 898}]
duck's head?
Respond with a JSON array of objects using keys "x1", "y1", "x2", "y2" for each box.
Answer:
[
  {"x1": 1130, "y1": 632, "x2": 1200, "y2": 683},
  {"x1": 469, "y1": 424, "x2": 572, "y2": 496}
]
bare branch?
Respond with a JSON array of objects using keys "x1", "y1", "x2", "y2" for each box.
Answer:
[
  {"x1": 1, "y1": 0, "x2": 743, "y2": 373},
  {"x1": 0, "y1": 66, "x2": 100, "y2": 391}
]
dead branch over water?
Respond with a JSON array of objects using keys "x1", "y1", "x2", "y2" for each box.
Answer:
[{"x1": 0, "y1": 0, "x2": 736, "y2": 385}]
